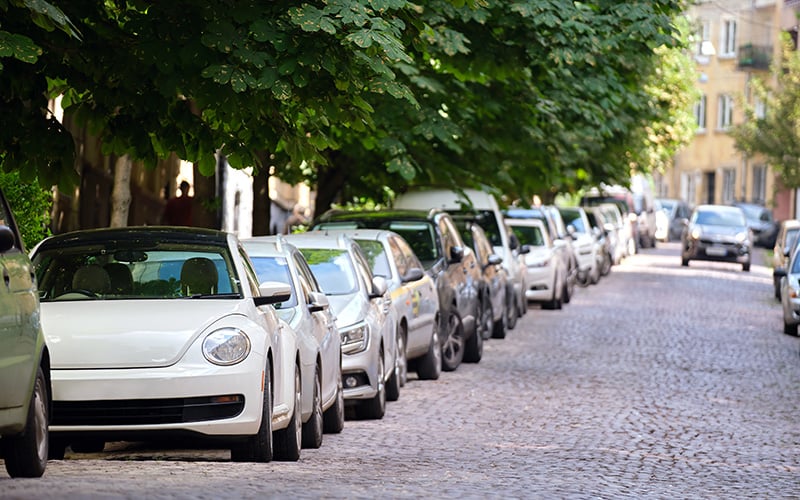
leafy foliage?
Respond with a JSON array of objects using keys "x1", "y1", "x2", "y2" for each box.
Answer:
[
  {"x1": 731, "y1": 34, "x2": 800, "y2": 189},
  {"x1": 0, "y1": 170, "x2": 52, "y2": 249}
]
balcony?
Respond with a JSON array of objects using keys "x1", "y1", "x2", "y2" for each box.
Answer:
[{"x1": 737, "y1": 44, "x2": 772, "y2": 71}]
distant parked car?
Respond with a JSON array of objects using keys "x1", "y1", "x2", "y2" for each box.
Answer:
[
  {"x1": 30, "y1": 227, "x2": 301, "y2": 462},
  {"x1": 775, "y1": 241, "x2": 800, "y2": 336},
  {"x1": 242, "y1": 236, "x2": 345, "y2": 440},
  {"x1": 284, "y1": 232, "x2": 398, "y2": 419},
  {"x1": 772, "y1": 219, "x2": 800, "y2": 300},
  {"x1": 311, "y1": 209, "x2": 483, "y2": 372},
  {"x1": 0, "y1": 186, "x2": 50, "y2": 478},
  {"x1": 583, "y1": 207, "x2": 613, "y2": 277},
  {"x1": 680, "y1": 204, "x2": 752, "y2": 272},
  {"x1": 581, "y1": 187, "x2": 639, "y2": 255},
  {"x1": 732, "y1": 202, "x2": 779, "y2": 248},
  {"x1": 506, "y1": 218, "x2": 568, "y2": 310},
  {"x1": 454, "y1": 219, "x2": 509, "y2": 339},
  {"x1": 557, "y1": 206, "x2": 601, "y2": 286},
  {"x1": 320, "y1": 228, "x2": 442, "y2": 382},
  {"x1": 393, "y1": 188, "x2": 527, "y2": 330},
  {"x1": 656, "y1": 198, "x2": 691, "y2": 242}
]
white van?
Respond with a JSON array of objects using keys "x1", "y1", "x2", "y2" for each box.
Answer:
[{"x1": 393, "y1": 188, "x2": 528, "y2": 328}]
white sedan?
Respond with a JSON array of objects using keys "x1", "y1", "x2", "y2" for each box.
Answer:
[
  {"x1": 30, "y1": 227, "x2": 303, "y2": 462},
  {"x1": 506, "y1": 218, "x2": 568, "y2": 310},
  {"x1": 242, "y1": 235, "x2": 345, "y2": 443}
]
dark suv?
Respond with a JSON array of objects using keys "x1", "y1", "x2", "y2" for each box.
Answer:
[{"x1": 311, "y1": 209, "x2": 483, "y2": 372}]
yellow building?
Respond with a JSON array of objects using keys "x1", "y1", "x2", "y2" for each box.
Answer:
[{"x1": 659, "y1": 0, "x2": 798, "y2": 220}]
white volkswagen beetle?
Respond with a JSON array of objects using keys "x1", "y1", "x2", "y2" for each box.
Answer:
[{"x1": 30, "y1": 227, "x2": 303, "y2": 462}]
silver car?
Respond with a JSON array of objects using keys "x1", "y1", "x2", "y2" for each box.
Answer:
[
  {"x1": 285, "y1": 233, "x2": 398, "y2": 420},
  {"x1": 243, "y1": 236, "x2": 345, "y2": 443},
  {"x1": 322, "y1": 228, "x2": 442, "y2": 383},
  {"x1": 777, "y1": 242, "x2": 800, "y2": 336}
]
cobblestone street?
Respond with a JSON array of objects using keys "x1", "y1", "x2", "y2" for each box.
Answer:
[{"x1": 2, "y1": 242, "x2": 798, "y2": 499}]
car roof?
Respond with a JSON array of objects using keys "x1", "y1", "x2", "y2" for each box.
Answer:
[
  {"x1": 311, "y1": 227, "x2": 395, "y2": 242},
  {"x1": 241, "y1": 235, "x2": 298, "y2": 257},
  {"x1": 283, "y1": 232, "x2": 354, "y2": 250},
  {"x1": 34, "y1": 226, "x2": 231, "y2": 251},
  {"x1": 313, "y1": 209, "x2": 445, "y2": 227}
]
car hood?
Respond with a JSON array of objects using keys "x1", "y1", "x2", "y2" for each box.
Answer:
[
  {"x1": 326, "y1": 293, "x2": 367, "y2": 328},
  {"x1": 42, "y1": 300, "x2": 253, "y2": 369}
]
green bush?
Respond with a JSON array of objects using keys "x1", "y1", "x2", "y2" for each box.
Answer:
[{"x1": 0, "y1": 172, "x2": 53, "y2": 250}]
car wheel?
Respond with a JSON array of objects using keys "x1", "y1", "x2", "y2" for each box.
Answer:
[
  {"x1": 385, "y1": 343, "x2": 401, "y2": 403},
  {"x1": 301, "y1": 370, "x2": 323, "y2": 449},
  {"x1": 358, "y1": 354, "x2": 386, "y2": 419},
  {"x1": 681, "y1": 257, "x2": 689, "y2": 267},
  {"x1": 3, "y1": 366, "x2": 49, "y2": 478},
  {"x1": 322, "y1": 374, "x2": 345, "y2": 434},
  {"x1": 478, "y1": 293, "x2": 494, "y2": 340},
  {"x1": 562, "y1": 278, "x2": 572, "y2": 304},
  {"x1": 396, "y1": 327, "x2": 408, "y2": 387},
  {"x1": 231, "y1": 358, "x2": 273, "y2": 462},
  {"x1": 416, "y1": 322, "x2": 442, "y2": 380},
  {"x1": 505, "y1": 297, "x2": 518, "y2": 330},
  {"x1": 273, "y1": 365, "x2": 302, "y2": 461},
  {"x1": 742, "y1": 262, "x2": 751, "y2": 272},
  {"x1": 463, "y1": 315, "x2": 483, "y2": 364},
  {"x1": 600, "y1": 252, "x2": 612, "y2": 276},
  {"x1": 783, "y1": 321, "x2": 799, "y2": 337},
  {"x1": 440, "y1": 309, "x2": 465, "y2": 371},
  {"x1": 491, "y1": 305, "x2": 507, "y2": 339}
]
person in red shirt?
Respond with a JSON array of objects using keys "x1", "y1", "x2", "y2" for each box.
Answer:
[{"x1": 163, "y1": 181, "x2": 193, "y2": 226}]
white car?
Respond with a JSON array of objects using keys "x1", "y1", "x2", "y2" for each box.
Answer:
[
  {"x1": 30, "y1": 227, "x2": 303, "y2": 462},
  {"x1": 321, "y1": 228, "x2": 442, "y2": 383},
  {"x1": 242, "y1": 236, "x2": 345, "y2": 444},
  {"x1": 284, "y1": 233, "x2": 398, "y2": 420},
  {"x1": 557, "y1": 206, "x2": 601, "y2": 286},
  {"x1": 506, "y1": 218, "x2": 568, "y2": 310}
]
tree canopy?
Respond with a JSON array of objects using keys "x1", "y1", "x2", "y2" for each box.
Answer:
[{"x1": 1, "y1": 0, "x2": 695, "y2": 210}]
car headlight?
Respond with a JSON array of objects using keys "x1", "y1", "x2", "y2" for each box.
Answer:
[
  {"x1": 690, "y1": 227, "x2": 702, "y2": 239},
  {"x1": 203, "y1": 328, "x2": 251, "y2": 366},
  {"x1": 735, "y1": 231, "x2": 748, "y2": 243},
  {"x1": 340, "y1": 321, "x2": 369, "y2": 354}
]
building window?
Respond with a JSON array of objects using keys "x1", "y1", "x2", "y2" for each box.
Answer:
[
  {"x1": 722, "y1": 168, "x2": 736, "y2": 204},
  {"x1": 694, "y1": 19, "x2": 713, "y2": 56},
  {"x1": 720, "y1": 19, "x2": 737, "y2": 57},
  {"x1": 681, "y1": 172, "x2": 698, "y2": 205},
  {"x1": 717, "y1": 94, "x2": 734, "y2": 130},
  {"x1": 752, "y1": 164, "x2": 767, "y2": 204},
  {"x1": 694, "y1": 95, "x2": 707, "y2": 130},
  {"x1": 754, "y1": 96, "x2": 766, "y2": 120}
]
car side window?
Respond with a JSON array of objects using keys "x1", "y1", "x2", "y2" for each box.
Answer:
[
  {"x1": 395, "y1": 235, "x2": 423, "y2": 271},
  {"x1": 238, "y1": 248, "x2": 261, "y2": 297},
  {"x1": 388, "y1": 236, "x2": 408, "y2": 277},
  {"x1": 294, "y1": 253, "x2": 324, "y2": 296},
  {"x1": 351, "y1": 246, "x2": 375, "y2": 293}
]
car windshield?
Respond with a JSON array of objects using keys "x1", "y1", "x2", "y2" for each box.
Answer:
[
  {"x1": 356, "y1": 239, "x2": 392, "y2": 279},
  {"x1": 248, "y1": 256, "x2": 299, "y2": 308},
  {"x1": 510, "y1": 225, "x2": 545, "y2": 247},
  {"x1": 298, "y1": 248, "x2": 358, "y2": 295},
  {"x1": 559, "y1": 210, "x2": 586, "y2": 233},
  {"x1": 694, "y1": 209, "x2": 746, "y2": 227},
  {"x1": 33, "y1": 243, "x2": 239, "y2": 301},
  {"x1": 659, "y1": 200, "x2": 676, "y2": 212}
]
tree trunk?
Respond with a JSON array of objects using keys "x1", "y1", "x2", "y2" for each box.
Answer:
[
  {"x1": 315, "y1": 155, "x2": 348, "y2": 216},
  {"x1": 252, "y1": 171, "x2": 270, "y2": 236},
  {"x1": 110, "y1": 155, "x2": 132, "y2": 228},
  {"x1": 192, "y1": 164, "x2": 218, "y2": 229}
]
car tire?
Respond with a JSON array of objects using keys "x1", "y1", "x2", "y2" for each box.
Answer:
[
  {"x1": 440, "y1": 309, "x2": 465, "y2": 372},
  {"x1": 478, "y1": 293, "x2": 494, "y2": 340},
  {"x1": 3, "y1": 366, "x2": 49, "y2": 478},
  {"x1": 231, "y1": 358, "x2": 273, "y2": 462},
  {"x1": 463, "y1": 318, "x2": 483, "y2": 364},
  {"x1": 357, "y1": 355, "x2": 386, "y2": 419},
  {"x1": 681, "y1": 257, "x2": 689, "y2": 267},
  {"x1": 562, "y1": 279, "x2": 572, "y2": 304},
  {"x1": 273, "y1": 365, "x2": 302, "y2": 461},
  {"x1": 505, "y1": 297, "x2": 518, "y2": 330},
  {"x1": 491, "y1": 306, "x2": 507, "y2": 339},
  {"x1": 783, "y1": 321, "x2": 799, "y2": 336},
  {"x1": 385, "y1": 345, "x2": 401, "y2": 403},
  {"x1": 600, "y1": 252, "x2": 612, "y2": 276},
  {"x1": 301, "y1": 370, "x2": 323, "y2": 449},
  {"x1": 416, "y1": 323, "x2": 442, "y2": 380},
  {"x1": 396, "y1": 328, "x2": 408, "y2": 387},
  {"x1": 742, "y1": 262, "x2": 751, "y2": 272},
  {"x1": 322, "y1": 375, "x2": 345, "y2": 434}
]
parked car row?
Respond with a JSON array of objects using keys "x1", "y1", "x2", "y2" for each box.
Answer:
[{"x1": 772, "y1": 218, "x2": 800, "y2": 337}]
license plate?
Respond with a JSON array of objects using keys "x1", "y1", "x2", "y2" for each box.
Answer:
[{"x1": 706, "y1": 246, "x2": 727, "y2": 257}]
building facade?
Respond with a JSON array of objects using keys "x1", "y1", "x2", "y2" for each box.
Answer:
[{"x1": 658, "y1": 0, "x2": 798, "y2": 220}]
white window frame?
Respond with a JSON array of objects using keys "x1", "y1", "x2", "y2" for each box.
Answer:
[
  {"x1": 754, "y1": 96, "x2": 767, "y2": 120},
  {"x1": 752, "y1": 164, "x2": 767, "y2": 204},
  {"x1": 720, "y1": 18, "x2": 737, "y2": 58},
  {"x1": 717, "y1": 94, "x2": 734, "y2": 130},
  {"x1": 722, "y1": 168, "x2": 736, "y2": 204},
  {"x1": 694, "y1": 95, "x2": 707, "y2": 131}
]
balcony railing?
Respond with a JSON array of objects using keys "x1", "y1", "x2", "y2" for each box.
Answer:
[{"x1": 737, "y1": 44, "x2": 772, "y2": 71}]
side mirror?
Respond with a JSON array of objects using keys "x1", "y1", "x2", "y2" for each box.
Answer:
[
  {"x1": 370, "y1": 275, "x2": 389, "y2": 298},
  {"x1": 519, "y1": 244, "x2": 531, "y2": 255},
  {"x1": 487, "y1": 254, "x2": 503, "y2": 266},
  {"x1": 449, "y1": 245, "x2": 464, "y2": 264},
  {"x1": 402, "y1": 267, "x2": 425, "y2": 283},
  {"x1": 307, "y1": 290, "x2": 330, "y2": 313},
  {"x1": 566, "y1": 225, "x2": 577, "y2": 237},
  {"x1": 255, "y1": 281, "x2": 292, "y2": 307},
  {"x1": 0, "y1": 225, "x2": 16, "y2": 253}
]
